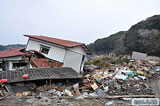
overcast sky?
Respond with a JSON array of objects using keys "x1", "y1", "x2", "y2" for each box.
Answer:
[{"x1": 0, "y1": 0, "x2": 160, "y2": 45}]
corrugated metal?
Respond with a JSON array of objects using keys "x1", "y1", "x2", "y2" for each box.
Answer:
[
  {"x1": 132, "y1": 51, "x2": 147, "y2": 60},
  {"x1": 31, "y1": 59, "x2": 51, "y2": 68},
  {"x1": 0, "y1": 67, "x2": 82, "y2": 83}
]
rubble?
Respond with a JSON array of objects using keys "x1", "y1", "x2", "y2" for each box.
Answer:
[{"x1": 0, "y1": 55, "x2": 159, "y2": 104}]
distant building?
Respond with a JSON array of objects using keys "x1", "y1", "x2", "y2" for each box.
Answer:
[{"x1": 25, "y1": 35, "x2": 91, "y2": 73}]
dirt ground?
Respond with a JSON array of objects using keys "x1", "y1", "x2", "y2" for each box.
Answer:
[
  {"x1": 0, "y1": 78, "x2": 159, "y2": 106},
  {"x1": 150, "y1": 78, "x2": 160, "y2": 98},
  {"x1": 0, "y1": 96, "x2": 130, "y2": 106}
]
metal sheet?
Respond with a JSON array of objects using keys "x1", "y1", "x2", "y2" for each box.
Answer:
[
  {"x1": 0, "y1": 67, "x2": 82, "y2": 83},
  {"x1": 132, "y1": 51, "x2": 147, "y2": 60}
]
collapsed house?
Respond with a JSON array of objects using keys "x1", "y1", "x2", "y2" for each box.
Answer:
[
  {"x1": 0, "y1": 35, "x2": 90, "y2": 96},
  {"x1": 24, "y1": 35, "x2": 91, "y2": 73},
  {"x1": 0, "y1": 47, "x2": 52, "y2": 71},
  {"x1": 0, "y1": 48, "x2": 30, "y2": 71},
  {"x1": 0, "y1": 44, "x2": 159, "y2": 98},
  {"x1": 0, "y1": 67, "x2": 82, "y2": 95},
  {"x1": 0, "y1": 35, "x2": 91, "y2": 73}
]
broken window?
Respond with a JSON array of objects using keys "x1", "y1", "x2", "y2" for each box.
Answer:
[
  {"x1": 13, "y1": 63, "x2": 28, "y2": 69},
  {"x1": 40, "y1": 46, "x2": 50, "y2": 55}
]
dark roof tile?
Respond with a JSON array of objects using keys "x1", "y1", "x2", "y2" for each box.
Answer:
[{"x1": 0, "y1": 67, "x2": 82, "y2": 83}]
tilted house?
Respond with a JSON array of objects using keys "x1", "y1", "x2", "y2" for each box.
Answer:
[{"x1": 24, "y1": 35, "x2": 91, "y2": 73}]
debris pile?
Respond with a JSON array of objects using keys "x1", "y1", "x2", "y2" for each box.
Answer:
[
  {"x1": 0, "y1": 57, "x2": 159, "y2": 99},
  {"x1": 107, "y1": 80, "x2": 153, "y2": 95},
  {"x1": 0, "y1": 84, "x2": 8, "y2": 97},
  {"x1": 77, "y1": 59, "x2": 159, "y2": 98}
]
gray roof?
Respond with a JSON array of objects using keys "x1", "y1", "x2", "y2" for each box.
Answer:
[{"x1": 0, "y1": 67, "x2": 82, "y2": 83}]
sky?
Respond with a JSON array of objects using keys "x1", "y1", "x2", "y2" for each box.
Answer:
[{"x1": 0, "y1": 0, "x2": 160, "y2": 45}]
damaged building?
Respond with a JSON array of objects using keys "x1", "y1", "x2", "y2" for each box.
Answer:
[
  {"x1": 0, "y1": 35, "x2": 91, "y2": 73},
  {"x1": 0, "y1": 48, "x2": 30, "y2": 71},
  {"x1": 24, "y1": 35, "x2": 91, "y2": 73},
  {"x1": 0, "y1": 35, "x2": 90, "y2": 96},
  {"x1": 0, "y1": 47, "x2": 52, "y2": 71},
  {"x1": 0, "y1": 36, "x2": 159, "y2": 101}
]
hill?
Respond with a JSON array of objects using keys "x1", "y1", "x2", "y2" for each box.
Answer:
[
  {"x1": 0, "y1": 44, "x2": 26, "y2": 51},
  {"x1": 88, "y1": 15, "x2": 160, "y2": 56}
]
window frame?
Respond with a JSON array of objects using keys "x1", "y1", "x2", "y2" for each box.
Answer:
[{"x1": 39, "y1": 45, "x2": 50, "y2": 55}]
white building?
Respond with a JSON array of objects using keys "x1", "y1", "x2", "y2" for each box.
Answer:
[{"x1": 25, "y1": 35, "x2": 91, "y2": 73}]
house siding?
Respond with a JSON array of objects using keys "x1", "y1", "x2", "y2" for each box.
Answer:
[
  {"x1": 26, "y1": 38, "x2": 87, "y2": 73},
  {"x1": 48, "y1": 46, "x2": 66, "y2": 63},
  {"x1": 26, "y1": 39, "x2": 41, "y2": 51},
  {"x1": 63, "y1": 50, "x2": 84, "y2": 73},
  {"x1": 26, "y1": 38, "x2": 66, "y2": 63},
  {"x1": 69, "y1": 46, "x2": 86, "y2": 55}
]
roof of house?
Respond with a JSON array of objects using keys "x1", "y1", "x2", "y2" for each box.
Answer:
[
  {"x1": 24, "y1": 35, "x2": 92, "y2": 55},
  {"x1": 24, "y1": 35, "x2": 84, "y2": 47},
  {"x1": 0, "y1": 48, "x2": 26, "y2": 58},
  {"x1": 0, "y1": 67, "x2": 82, "y2": 83},
  {"x1": 31, "y1": 59, "x2": 51, "y2": 68}
]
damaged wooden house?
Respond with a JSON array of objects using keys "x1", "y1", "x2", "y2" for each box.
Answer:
[
  {"x1": 0, "y1": 35, "x2": 91, "y2": 73},
  {"x1": 24, "y1": 35, "x2": 91, "y2": 73},
  {"x1": 0, "y1": 47, "x2": 31, "y2": 71},
  {"x1": 0, "y1": 35, "x2": 91, "y2": 95},
  {"x1": 0, "y1": 47, "x2": 51, "y2": 71}
]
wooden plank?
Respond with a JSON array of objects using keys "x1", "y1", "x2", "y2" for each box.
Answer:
[
  {"x1": 101, "y1": 95, "x2": 156, "y2": 99},
  {"x1": 49, "y1": 95, "x2": 156, "y2": 99}
]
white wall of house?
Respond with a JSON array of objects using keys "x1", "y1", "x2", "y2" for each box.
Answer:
[
  {"x1": 26, "y1": 38, "x2": 87, "y2": 73},
  {"x1": 63, "y1": 50, "x2": 85, "y2": 73},
  {"x1": 69, "y1": 46, "x2": 86, "y2": 55},
  {"x1": 26, "y1": 38, "x2": 66, "y2": 63},
  {"x1": 64, "y1": 46, "x2": 86, "y2": 73},
  {"x1": 26, "y1": 39, "x2": 40, "y2": 52},
  {"x1": 48, "y1": 46, "x2": 66, "y2": 63}
]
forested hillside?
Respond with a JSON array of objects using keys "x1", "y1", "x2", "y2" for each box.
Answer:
[
  {"x1": 0, "y1": 44, "x2": 25, "y2": 51},
  {"x1": 88, "y1": 15, "x2": 160, "y2": 56}
]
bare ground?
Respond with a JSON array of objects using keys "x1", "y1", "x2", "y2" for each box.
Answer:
[
  {"x1": 0, "y1": 78, "x2": 159, "y2": 106},
  {"x1": 150, "y1": 78, "x2": 160, "y2": 98}
]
